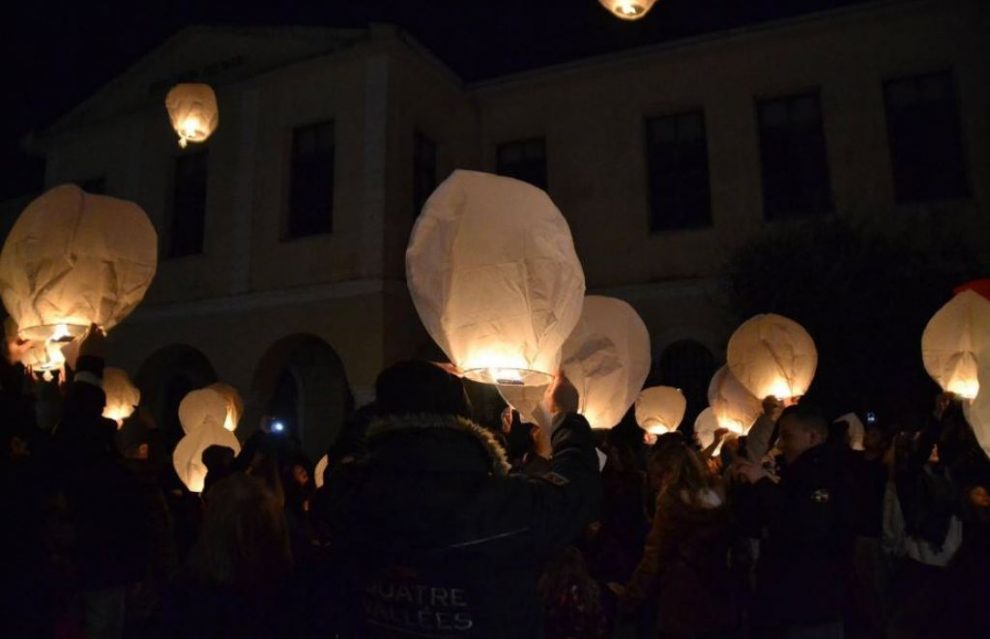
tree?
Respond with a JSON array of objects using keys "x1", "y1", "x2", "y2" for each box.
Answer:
[{"x1": 726, "y1": 217, "x2": 984, "y2": 427}]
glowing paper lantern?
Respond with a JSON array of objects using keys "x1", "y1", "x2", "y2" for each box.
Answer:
[
  {"x1": 921, "y1": 290, "x2": 990, "y2": 399},
  {"x1": 694, "y1": 407, "x2": 723, "y2": 451},
  {"x1": 102, "y1": 367, "x2": 140, "y2": 427},
  {"x1": 498, "y1": 383, "x2": 552, "y2": 430},
  {"x1": 707, "y1": 366, "x2": 761, "y2": 435},
  {"x1": 562, "y1": 296, "x2": 651, "y2": 429},
  {"x1": 727, "y1": 313, "x2": 817, "y2": 400},
  {"x1": 165, "y1": 83, "x2": 219, "y2": 148},
  {"x1": 314, "y1": 455, "x2": 329, "y2": 489},
  {"x1": 635, "y1": 386, "x2": 686, "y2": 435},
  {"x1": 0, "y1": 185, "x2": 157, "y2": 343},
  {"x1": 962, "y1": 347, "x2": 990, "y2": 459},
  {"x1": 172, "y1": 421, "x2": 240, "y2": 493},
  {"x1": 20, "y1": 341, "x2": 65, "y2": 381},
  {"x1": 208, "y1": 382, "x2": 244, "y2": 432},
  {"x1": 835, "y1": 412, "x2": 865, "y2": 452},
  {"x1": 599, "y1": 0, "x2": 658, "y2": 20},
  {"x1": 407, "y1": 170, "x2": 585, "y2": 386}
]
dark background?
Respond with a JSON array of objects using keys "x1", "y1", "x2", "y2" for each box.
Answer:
[{"x1": 0, "y1": 0, "x2": 870, "y2": 200}]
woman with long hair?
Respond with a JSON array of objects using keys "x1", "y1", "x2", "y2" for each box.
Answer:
[{"x1": 612, "y1": 441, "x2": 740, "y2": 639}]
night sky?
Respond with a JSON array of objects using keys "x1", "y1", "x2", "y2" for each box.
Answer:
[{"x1": 1, "y1": 0, "x2": 870, "y2": 200}]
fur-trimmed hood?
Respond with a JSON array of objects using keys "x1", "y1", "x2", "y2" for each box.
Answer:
[{"x1": 366, "y1": 412, "x2": 511, "y2": 476}]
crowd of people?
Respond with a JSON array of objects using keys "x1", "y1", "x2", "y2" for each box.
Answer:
[{"x1": 2, "y1": 329, "x2": 989, "y2": 639}]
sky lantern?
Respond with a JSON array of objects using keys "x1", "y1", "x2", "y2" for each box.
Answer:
[
  {"x1": 561, "y1": 296, "x2": 651, "y2": 429},
  {"x1": 208, "y1": 382, "x2": 244, "y2": 432},
  {"x1": 165, "y1": 83, "x2": 219, "y2": 148},
  {"x1": 962, "y1": 347, "x2": 990, "y2": 459},
  {"x1": 173, "y1": 421, "x2": 240, "y2": 493},
  {"x1": 707, "y1": 365, "x2": 762, "y2": 435},
  {"x1": 179, "y1": 384, "x2": 243, "y2": 435},
  {"x1": 635, "y1": 386, "x2": 686, "y2": 435},
  {"x1": 599, "y1": 0, "x2": 658, "y2": 21},
  {"x1": 102, "y1": 367, "x2": 141, "y2": 427},
  {"x1": 407, "y1": 170, "x2": 585, "y2": 387},
  {"x1": 694, "y1": 407, "x2": 725, "y2": 452},
  {"x1": 0, "y1": 185, "x2": 157, "y2": 345},
  {"x1": 922, "y1": 290, "x2": 990, "y2": 399},
  {"x1": 727, "y1": 313, "x2": 817, "y2": 401}
]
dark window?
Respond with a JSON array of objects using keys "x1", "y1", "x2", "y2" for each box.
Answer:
[
  {"x1": 79, "y1": 177, "x2": 106, "y2": 194},
  {"x1": 496, "y1": 137, "x2": 547, "y2": 190},
  {"x1": 288, "y1": 121, "x2": 334, "y2": 238},
  {"x1": 884, "y1": 71, "x2": 968, "y2": 203},
  {"x1": 757, "y1": 92, "x2": 832, "y2": 219},
  {"x1": 645, "y1": 111, "x2": 712, "y2": 231},
  {"x1": 413, "y1": 130, "x2": 437, "y2": 216},
  {"x1": 168, "y1": 151, "x2": 208, "y2": 257}
]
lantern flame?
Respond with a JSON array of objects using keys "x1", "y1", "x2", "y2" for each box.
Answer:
[{"x1": 599, "y1": 0, "x2": 658, "y2": 20}]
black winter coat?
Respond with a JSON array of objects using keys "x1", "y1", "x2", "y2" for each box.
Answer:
[
  {"x1": 752, "y1": 444, "x2": 856, "y2": 628},
  {"x1": 323, "y1": 412, "x2": 601, "y2": 639}
]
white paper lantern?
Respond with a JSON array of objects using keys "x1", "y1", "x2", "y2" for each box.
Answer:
[
  {"x1": 922, "y1": 291, "x2": 990, "y2": 399},
  {"x1": 407, "y1": 170, "x2": 585, "y2": 387},
  {"x1": 498, "y1": 383, "x2": 553, "y2": 430},
  {"x1": 727, "y1": 313, "x2": 817, "y2": 401},
  {"x1": 599, "y1": 0, "x2": 658, "y2": 21},
  {"x1": 314, "y1": 454, "x2": 329, "y2": 489},
  {"x1": 102, "y1": 367, "x2": 141, "y2": 427},
  {"x1": 963, "y1": 347, "x2": 990, "y2": 460},
  {"x1": 694, "y1": 407, "x2": 727, "y2": 452},
  {"x1": 172, "y1": 421, "x2": 240, "y2": 493},
  {"x1": 708, "y1": 365, "x2": 762, "y2": 435},
  {"x1": 561, "y1": 296, "x2": 651, "y2": 429},
  {"x1": 635, "y1": 386, "x2": 686, "y2": 435},
  {"x1": 0, "y1": 185, "x2": 157, "y2": 342},
  {"x1": 208, "y1": 382, "x2": 244, "y2": 432},
  {"x1": 165, "y1": 83, "x2": 219, "y2": 149},
  {"x1": 834, "y1": 412, "x2": 865, "y2": 452}
]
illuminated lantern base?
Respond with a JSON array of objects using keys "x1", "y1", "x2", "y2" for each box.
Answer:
[
  {"x1": 18, "y1": 322, "x2": 88, "y2": 343},
  {"x1": 462, "y1": 367, "x2": 554, "y2": 387},
  {"x1": 599, "y1": 0, "x2": 658, "y2": 20}
]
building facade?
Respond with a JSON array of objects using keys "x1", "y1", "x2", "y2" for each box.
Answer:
[{"x1": 22, "y1": 0, "x2": 988, "y2": 456}]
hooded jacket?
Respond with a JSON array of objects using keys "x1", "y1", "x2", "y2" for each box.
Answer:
[
  {"x1": 323, "y1": 411, "x2": 601, "y2": 639},
  {"x1": 624, "y1": 487, "x2": 740, "y2": 636}
]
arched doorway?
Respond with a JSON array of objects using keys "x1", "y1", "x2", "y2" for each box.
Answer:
[
  {"x1": 648, "y1": 339, "x2": 717, "y2": 431},
  {"x1": 252, "y1": 334, "x2": 352, "y2": 462},
  {"x1": 134, "y1": 344, "x2": 218, "y2": 454}
]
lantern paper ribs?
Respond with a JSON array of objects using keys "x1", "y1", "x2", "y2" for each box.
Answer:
[
  {"x1": 0, "y1": 185, "x2": 157, "y2": 343},
  {"x1": 562, "y1": 296, "x2": 651, "y2": 429},
  {"x1": 407, "y1": 170, "x2": 585, "y2": 387},
  {"x1": 922, "y1": 290, "x2": 990, "y2": 399},
  {"x1": 636, "y1": 386, "x2": 687, "y2": 435},
  {"x1": 727, "y1": 313, "x2": 817, "y2": 401}
]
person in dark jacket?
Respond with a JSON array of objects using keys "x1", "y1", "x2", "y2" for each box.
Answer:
[
  {"x1": 322, "y1": 360, "x2": 601, "y2": 639},
  {"x1": 734, "y1": 404, "x2": 855, "y2": 639},
  {"x1": 614, "y1": 440, "x2": 740, "y2": 639}
]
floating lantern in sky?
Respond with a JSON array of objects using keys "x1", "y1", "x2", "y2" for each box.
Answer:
[
  {"x1": 635, "y1": 386, "x2": 686, "y2": 435},
  {"x1": 727, "y1": 313, "x2": 817, "y2": 401},
  {"x1": 963, "y1": 347, "x2": 990, "y2": 460},
  {"x1": 102, "y1": 367, "x2": 141, "y2": 427},
  {"x1": 562, "y1": 296, "x2": 651, "y2": 429},
  {"x1": 165, "y1": 83, "x2": 219, "y2": 149},
  {"x1": 708, "y1": 365, "x2": 762, "y2": 435},
  {"x1": 173, "y1": 421, "x2": 240, "y2": 493},
  {"x1": 922, "y1": 290, "x2": 990, "y2": 399},
  {"x1": 599, "y1": 0, "x2": 658, "y2": 21},
  {"x1": 407, "y1": 170, "x2": 585, "y2": 387},
  {"x1": 0, "y1": 185, "x2": 157, "y2": 344}
]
